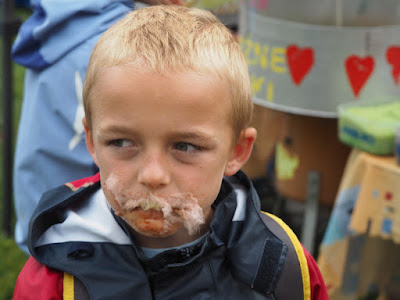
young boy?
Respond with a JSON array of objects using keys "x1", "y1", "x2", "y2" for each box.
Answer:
[{"x1": 13, "y1": 5, "x2": 328, "y2": 299}]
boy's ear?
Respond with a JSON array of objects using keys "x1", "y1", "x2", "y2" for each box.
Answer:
[
  {"x1": 83, "y1": 117, "x2": 99, "y2": 166},
  {"x1": 224, "y1": 127, "x2": 257, "y2": 176}
]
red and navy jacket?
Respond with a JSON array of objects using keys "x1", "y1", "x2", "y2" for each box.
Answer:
[{"x1": 13, "y1": 171, "x2": 328, "y2": 299}]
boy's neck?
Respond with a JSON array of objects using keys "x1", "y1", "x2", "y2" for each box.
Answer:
[{"x1": 131, "y1": 210, "x2": 214, "y2": 249}]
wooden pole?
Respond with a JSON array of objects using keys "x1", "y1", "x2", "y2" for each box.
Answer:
[{"x1": 1, "y1": 0, "x2": 21, "y2": 236}]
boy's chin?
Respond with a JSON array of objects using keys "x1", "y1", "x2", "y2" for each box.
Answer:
[{"x1": 123, "y1": 209, "x2": 181, "y2": 238}]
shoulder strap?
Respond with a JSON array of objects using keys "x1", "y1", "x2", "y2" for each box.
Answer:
[
  {"x1": 260, "y1": 212, "x2": 311, "y2": 300},
  {"x1": 63, "y1": 273, "x2": 91, "y2": 300}
]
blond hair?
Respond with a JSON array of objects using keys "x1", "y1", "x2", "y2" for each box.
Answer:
[{"x1": 83, "y1": 5, "x2": 252, "y2": 140}]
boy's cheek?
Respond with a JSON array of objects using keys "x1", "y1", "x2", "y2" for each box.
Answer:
[{"x1": 107, "y1": 195, "x2": 121, "y2": 212}]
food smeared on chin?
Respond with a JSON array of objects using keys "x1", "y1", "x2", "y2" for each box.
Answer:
[
  {"x1": 123, "y1": 192, "x2": 204, "y2": 236},
  {"x1": 104, "y1": 175, "x2": 205, "y2": 236},
  {"x1": 120, "y1": 208, "x2": 181, "y2": 237}
]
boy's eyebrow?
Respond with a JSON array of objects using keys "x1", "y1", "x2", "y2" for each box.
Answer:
[
  {"x1": 97, "y1": 125, "x2": 217, "y2": 142},
  {"x1": 168, "y1": 131, "x2": 217, "y2": 142},
  {"x1": 97, "y1": 125, "x2": 133, "y2": 135}
]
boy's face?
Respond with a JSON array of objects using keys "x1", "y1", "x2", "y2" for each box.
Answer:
[{"x1": 84, "y1": 65, "x2": 255, "y2": 247}]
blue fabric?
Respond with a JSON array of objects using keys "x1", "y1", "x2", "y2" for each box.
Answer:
[
  {"x1": 12, "y1": 0, "x2": 133, "y2": 253},
  {"x1": 13, "y1": 0, "x2": 133, "y2": 70},
  {"x1": 12, "y1": 6, "x2": 47, "y2": 69}
]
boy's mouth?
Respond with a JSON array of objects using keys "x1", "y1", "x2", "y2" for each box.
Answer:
[
  {"x1": 117, "y1": 192, "x2": 205, "y2": 236},
  {"x1": 134, "y1": 199, "x2": 163, "y2": 211},
  {"x1": 125, "y1": 193, "x2": 204, "y2": 235},
  {"x1": 104, "y1": 174, "x2": 205, "y2": 236}
]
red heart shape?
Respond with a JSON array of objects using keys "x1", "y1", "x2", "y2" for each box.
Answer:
[
  {"x1": 386, "y1": 46, "x2": 400, "y2": 85},
  {"x1": 286, "y1": 45, "x2": 314, "y2": 86},
  {"x1": 345, "y1": 55, "x2": 374, "y2": 98}
]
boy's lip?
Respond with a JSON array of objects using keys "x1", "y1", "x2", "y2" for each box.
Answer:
[
  {"x1": 134, "y1": 208, "x2": 164, "y2": 216},
  {"x1": 122, "y1": 192, "x2": 198, "y2": 212},
  {"x1": 136, "y1": 200, "x2": 163, "y2": 211},
  {"x1": 134, "y1": 206, "x2": 187, "y2": 215},
  {"x1": 129, "y1": 206, "x2": 188, "y2": 218},
  {"x1": 116, "y1": 195, "x2": 205, "y2": 236},
  {"x1": 122, "y1": 202, "x2": 194, "y2": 222}
]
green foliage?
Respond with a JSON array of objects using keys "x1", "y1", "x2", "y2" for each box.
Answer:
[{"x1": 0, "y1": 234, "x2": 28, "y2": 300}]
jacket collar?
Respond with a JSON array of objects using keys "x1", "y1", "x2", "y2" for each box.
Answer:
[{"x1": 29, "y1": 170, "x2": 287, "y2": 297}]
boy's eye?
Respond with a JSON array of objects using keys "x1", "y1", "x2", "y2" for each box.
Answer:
[
  {"x1": 110, "y1": 139, "x2": 134, "y2": 148},
  {"x1": 174, "y1": 142, "x2": 201, "y2": 152}
]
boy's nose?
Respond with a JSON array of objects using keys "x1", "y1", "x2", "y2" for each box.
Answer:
[{"x1": 137, "y1": 153, "x2": 170, "y2": 189}]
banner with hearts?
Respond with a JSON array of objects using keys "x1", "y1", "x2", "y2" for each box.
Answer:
[
  {"x1": 239, "y1": 5, "x2": 400, "y2": 117},
  {"x1": 286, "y1": 45, "x2": 315, "y2": 86},
  {"x1": 345, "y1": 55, "x2": 375, "y2": 98}
]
